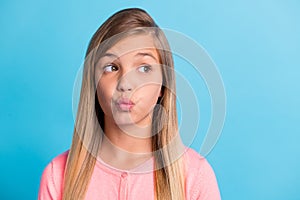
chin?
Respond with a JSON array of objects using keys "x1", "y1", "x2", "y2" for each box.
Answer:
[
  {"x1": 113, "y1": 115, "x2": 135, "y2": 126},
  {"x1": 113, "y1": 114, "x2": 151, "y2": 128}
]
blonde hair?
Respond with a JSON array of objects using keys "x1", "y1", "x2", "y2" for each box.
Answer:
[{"x1": 62, "y1": 8, "x2": 185, "y2": 200}]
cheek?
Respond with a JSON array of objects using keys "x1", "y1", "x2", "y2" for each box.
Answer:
[
  {"x1": 96, "y1": 81, "x2": 116, "y2": 113},
  {"x1": 138, "y1": 85, "x2": 162, "y2": 107}
]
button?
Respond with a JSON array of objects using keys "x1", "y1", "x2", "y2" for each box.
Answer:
[{"x1": 121, "y1": 172, "x2": 128, "y2": 178}]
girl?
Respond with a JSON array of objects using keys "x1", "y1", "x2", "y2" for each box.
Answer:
[{"x1": 38, "y1": 8, "x2": 220, "y2": 200}]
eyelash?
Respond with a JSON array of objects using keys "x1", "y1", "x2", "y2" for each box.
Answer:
[
  {"x1": 102, "y1": 64, "x2": 152, "y2": 73},
  {"x1": 102, "y1": 64, "x2": 119, "y2": 72},
  {"x1": 138, "y1": 65, "x2": 152, "y2": 73}
]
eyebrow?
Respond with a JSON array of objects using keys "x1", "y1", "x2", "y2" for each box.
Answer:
[
  {"x1": 100, "y1": 51, "x2": 158, "y2": 62},
  {"x1": 101, "y1": 53, "x2": 118, "y2": 59},
  {"x1": 135, "y1": 52, "x2": 158, "y2": 62}
]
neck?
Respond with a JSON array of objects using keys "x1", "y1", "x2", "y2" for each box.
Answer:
[
  {"x1": 104, "y1": 117, "x2": 153, "y2": 152},
  {"x1": 98, "y1": 116, "x2": 153, "y2": 170}
]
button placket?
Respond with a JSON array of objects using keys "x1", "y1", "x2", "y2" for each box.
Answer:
[{"x1": 119, "y1": 172, "x2": 128, "y2": 200}]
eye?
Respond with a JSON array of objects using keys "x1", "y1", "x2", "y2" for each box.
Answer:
[
  {"x1": 138, "y1": 65, "x2": 152, "y2": 73},
  {"x1": 103, "y1": 64, "x2": 119, "y2": 72}
]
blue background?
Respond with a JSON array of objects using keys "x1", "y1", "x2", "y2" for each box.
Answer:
[{"x1": 1, "y1": 0, "x2": 299, "y2": 199}]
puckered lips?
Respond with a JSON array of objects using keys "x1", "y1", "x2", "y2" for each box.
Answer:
[{"x1": 115, "y1": 97, "x2": 135, "y2": 111}]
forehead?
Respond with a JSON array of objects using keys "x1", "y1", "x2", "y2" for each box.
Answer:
[{"x1": 106, "y1": 34, "x2": 159, "y2": 58}]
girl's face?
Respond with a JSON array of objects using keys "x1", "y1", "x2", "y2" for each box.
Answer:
[{"x1": 95, "y1": 34, "x2": 163, "y2": 129}]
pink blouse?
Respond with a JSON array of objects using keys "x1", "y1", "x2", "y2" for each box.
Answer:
[{"x1": 38, "y1": 147, "x2": 221, "y2": 200}]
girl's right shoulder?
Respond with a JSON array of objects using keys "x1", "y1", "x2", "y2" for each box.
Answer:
[
  {"x1": 38, "y1": 150, "x2": 69, "y2": 200},
  {"x1": 51, "y1": 150, "x2": 69, "y2": 170}
]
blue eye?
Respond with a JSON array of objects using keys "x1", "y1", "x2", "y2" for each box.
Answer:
[
  {"x1": 138, "y1": 65, "x2": 152, "y2": 73},
  {"x1": 103, "y1": 64, "x2": 119, "y2": 72}
]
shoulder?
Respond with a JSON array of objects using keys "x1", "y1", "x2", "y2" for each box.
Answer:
[
  {"x1": 183, "y1": 147, "x2": 215, "y2": 181},
  {"x1": 182, "y1": 147, "x2": 213, "y2": 175},
  {"x1": 182, "y1": 147, "x2": 221, "y2": 200},
  {"x1": 44, "y1": 150, "x2": 69, "y2": 185},
  {"x1": 38, "y1": 150, "x2": 69, "y2": 200},
  {"x1": 51, "y1": 150, "x2": 69, "y2": 172}
]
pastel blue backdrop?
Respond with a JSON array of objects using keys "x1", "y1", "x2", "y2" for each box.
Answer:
[{"x1": 1, "y1": 0, "x2": 299, "y2": 199}]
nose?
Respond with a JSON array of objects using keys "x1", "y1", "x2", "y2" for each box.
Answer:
[{"x1": 117, "y1": 71, "x2": 134, "y2": 92}]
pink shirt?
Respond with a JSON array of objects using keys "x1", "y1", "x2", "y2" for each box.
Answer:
[{"x1": 38, "y1": 147, "x2": 221, "y2": 200}]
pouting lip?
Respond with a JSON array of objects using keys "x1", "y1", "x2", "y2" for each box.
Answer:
[
  {"x1": 113, "y1": 98, "x2": 135, "y2": 111},
  {"x1": 115, "y1": 97, "x2": 135, "y2": 105}
]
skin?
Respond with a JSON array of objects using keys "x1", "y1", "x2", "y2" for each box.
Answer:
[{"x1": 94, "y1": 34, "x2": 163, "y2": 169}]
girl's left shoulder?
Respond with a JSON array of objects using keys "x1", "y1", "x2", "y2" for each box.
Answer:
[
  {"x1": 182, "y1": 147, "x2": 221, "y2": 200},
  {"x1": 182, "y1": 147, "x2": 216, "y2": 177},
  {"x1": 182, "y1": 147, "x2": 209, "y2": 169}
]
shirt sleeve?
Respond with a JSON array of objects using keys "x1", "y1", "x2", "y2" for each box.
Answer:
[
  {"x1": 191, "y1": 158, "x2": 221, "y2": 200},
  {"x1": 38, "y1": 161, "x2": 58, "y2": 200},
  {"x1": 38, "y1": 151, "x2": 68, "y2": 200}
]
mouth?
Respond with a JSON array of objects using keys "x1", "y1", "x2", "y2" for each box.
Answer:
[{"x1": 115, "y1": 98, "x2": 135, "y2": 111}]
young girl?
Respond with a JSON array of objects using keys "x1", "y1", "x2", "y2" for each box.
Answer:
[{"x1": 38, "y1": 8, "x2": 220, "y2": 200}]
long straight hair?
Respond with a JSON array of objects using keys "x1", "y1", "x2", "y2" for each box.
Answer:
[{"x1": 62, "y1": 8, "x2": 185, "y2": 200}]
